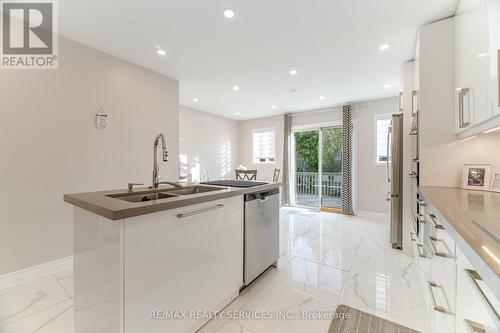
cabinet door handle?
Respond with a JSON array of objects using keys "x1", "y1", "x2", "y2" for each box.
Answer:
[
  {"x1": 497, "y1": 49, "x2": 499, "y2": 107},
  {"x1": 429, "y1": 236, "x2": 455, "y2": 259},
  {"x1": 417, "y1": 244, "x2": 428, "y2": 259},
  {"x1": 386, "y1": 126, "x2": 392, "y2": 183},
  {"x1": 428, "y1": 213, "x2": 444, "y2": 230},
  {"x1": 459, "y1": 88, "x2": 471, "y2": 128},
  {"x1": 428, "y1": 281, "x2": 453, "y2": 314},
  {"x1": 465, "y1": 269, "x2": 500, "y2": 324},
  {"x1": 177, "y1": 204, "x2": 224, "y2": 218},
  {"x1": 412, "y1": 90, "x2": 419, "y2": 114},
  {"x1": 464, "y1": 319, "x2": 488, "y2": 333}
]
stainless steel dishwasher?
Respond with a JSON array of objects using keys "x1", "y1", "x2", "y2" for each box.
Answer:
[{"x1": 244, "y1": 187, "x2": 280, "y2": 285}]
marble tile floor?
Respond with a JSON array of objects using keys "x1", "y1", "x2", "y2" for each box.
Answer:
[{"x1": 0, "y1": 207, "x2": 427, "y2": 333}]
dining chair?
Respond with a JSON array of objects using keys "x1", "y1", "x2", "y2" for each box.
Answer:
[
  {"x1": 235, "y1": 169, "x2": 257, "y2": 180},
  {"x1": 273, "y1": 168, "x2": 281, "y2": 182}
]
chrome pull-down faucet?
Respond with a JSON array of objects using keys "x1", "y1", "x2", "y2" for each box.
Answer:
[{"x1": 152, "y1": 133, "x2": 168, "y2": 189}]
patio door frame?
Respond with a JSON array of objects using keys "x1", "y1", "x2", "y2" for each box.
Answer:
[{"x1": 291, "y1": 121, "x2": 342, "y2": 211}]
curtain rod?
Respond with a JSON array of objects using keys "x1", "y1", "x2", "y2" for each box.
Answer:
[{"x1": 286, "y1": 105, "x2": 344, "y2": 117}]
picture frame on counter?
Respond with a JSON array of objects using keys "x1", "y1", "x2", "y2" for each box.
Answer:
[
  {"x1": 462, "y1": 164, "x2": 492, "y2": 191},
  {"x1": 491, "y1": 172, "x2": 500, "y2": 193}
]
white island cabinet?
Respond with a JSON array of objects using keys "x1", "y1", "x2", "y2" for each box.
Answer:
[{"x1": 73, "y1": 195, "x2": 244, "y2": 333}]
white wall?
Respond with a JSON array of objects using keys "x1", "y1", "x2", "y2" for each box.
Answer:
[
  {"x1": 239, "y1": 115, "x2": 284, "y2": 181},
  {"x1": 179, "y1": 106, "x2": 240, "y2": 182},
  {"x1": 354, "y1": 98, "x2": 398, "y2": 214},
  {"x1": 421, "y1": 131, "x2": 500, "y2": 187},
  {"x1": 0, "y1": 37, "x2": 179, "y2": 275}
]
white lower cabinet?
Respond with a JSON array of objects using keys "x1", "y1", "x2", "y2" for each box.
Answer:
[
  {"x1": 123, "y1": 196, "x2": 244, "y2": 333},
  {"x1": 416, "y1": 197, "x2": 499, "y2": 333},
  {"x1": 456, "y1": 249, "x2": 500, "y2": 333},
  {"x1": 426, "y1": 211, "x2": 457, "y2": 333}
]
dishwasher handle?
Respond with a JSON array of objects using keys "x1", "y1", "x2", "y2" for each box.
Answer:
[{"x1": 244, "y1": 188, "x2": 280, "y2": 202}]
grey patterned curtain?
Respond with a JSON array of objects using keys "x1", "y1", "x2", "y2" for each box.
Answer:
[
  {"x1": 341, "y1": 105, "x2": 354, "y2": 214},
  {"x1": 281, "y1": 113, "x2": 292, "y2": 206}
]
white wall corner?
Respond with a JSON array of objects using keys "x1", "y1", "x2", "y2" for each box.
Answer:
[{"x1": 0, "y1": 256, "x2": 73, "y2": 291}]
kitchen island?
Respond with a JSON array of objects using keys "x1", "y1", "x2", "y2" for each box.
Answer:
[{"x1": 64, "y1": 182, "x2": 281, "y2": 333}]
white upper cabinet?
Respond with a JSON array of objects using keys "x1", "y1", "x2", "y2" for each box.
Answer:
[
  {"x1": 487, "y1": 0, "x2": 500, "y2": 116},
  {"x1": 454, "y1": 0, "x2": 490, "y2": 132},
  {"x1": 454, "y1": 0, "x2": 500, "y2": 136}
]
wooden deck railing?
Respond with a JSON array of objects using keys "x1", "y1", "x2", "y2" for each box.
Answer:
[{"x1": 295, "y1": 172, "x2": 342, "y2": 197}]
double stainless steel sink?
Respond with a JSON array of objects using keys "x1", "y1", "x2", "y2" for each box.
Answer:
[{"x1": 107, "y1": 185, "x2": 224, "y2": 203}]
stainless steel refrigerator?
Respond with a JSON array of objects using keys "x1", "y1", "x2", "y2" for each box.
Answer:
[{"x1": 387, "y1": 113, "x2": 403, "y2": 249}]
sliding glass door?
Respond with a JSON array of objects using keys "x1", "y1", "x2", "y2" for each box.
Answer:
[
  {"x1": 293, "y1": 127, "x2": 343, "y2": 210},
  {"x1": 320, "y1": 127, "x2": 342, "y2": 210},
  {"x1": 294, "y1": 130, "x2": 320, "y2": 207}
]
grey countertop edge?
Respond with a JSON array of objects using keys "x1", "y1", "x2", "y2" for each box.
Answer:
[
  {"x1": 64, "y1": 182, "x2": 282, "y2": 221},
  {"x1": 419, "y1": 187, "x2": 500, "y2": 301}
]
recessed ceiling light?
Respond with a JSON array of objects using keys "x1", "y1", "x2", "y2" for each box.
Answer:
[
  {"x1": 272, "y1": 105, "x2": 277, "y2": 109},
  {"x1": 193, "y1": 98, "x2": 199, "y2": 102},
  {"x1": 223, "y1": 9, "x2": 235, "y2": 18},
  {"x1": 232, "y1": 86, "x2": 240, "y2": 91},
  {"x1": 319, "y1": 96, "x2": 325, "y2": 100},
  {"x1": 289, "y1": 69, "x2": 298, "y2": 76},
  {"x1": 156, "y1": 48, "x2": 166, "y2": 56},
  {"x1": 379, "y1": 43, "x2": 391, "y2": 51},
  {"x1": 235, "y1": 112, "x2": 241, "y2": 116},
  {"x1": 384, "y1": 84, "x2": 392, "y2": 88}
]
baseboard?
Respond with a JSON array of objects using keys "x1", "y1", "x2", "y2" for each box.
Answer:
[
  {"x1": 355, "y1": 210, "x2": 390, "y2": 220},
  {"x1": 0, "y1": 256, "x2": 73, "y2": 290}
]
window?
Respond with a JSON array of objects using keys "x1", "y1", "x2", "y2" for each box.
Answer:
[
  {"x1": 253, "y1": 128, "x2": 276, "y2": 164},
  {"x1": 375, "y1": 115, "x2": 391, "y2": 164}
]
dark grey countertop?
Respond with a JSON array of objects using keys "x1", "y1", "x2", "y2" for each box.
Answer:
[{"x1": 64, "y1": 182, "x2": 281, "y2": 220}]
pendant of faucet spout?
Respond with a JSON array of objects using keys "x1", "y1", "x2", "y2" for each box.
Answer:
[{"x1": 153, "y1": 133, "x2": 168, "y2": 189}]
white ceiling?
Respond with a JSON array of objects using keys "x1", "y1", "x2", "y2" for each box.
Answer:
[{"x1": 59, "y1": 0, "x2": 458, "y2": 120}]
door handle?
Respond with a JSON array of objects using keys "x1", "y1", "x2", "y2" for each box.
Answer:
[
  {"x1": 386, "y1": 126, "x2": 392, "y2": 183},
  {"x1": 458, "y1": 88, "x2": 470, "y2": 128},
  {"x1": 259, "y1": 197, "x2": 270, "y2": 203},
  {"x1": 498, "y1": 49, "x2": 500, "y2": 107}
]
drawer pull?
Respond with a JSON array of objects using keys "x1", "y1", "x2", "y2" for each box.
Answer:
[
  {"x1": 177, "y1": 204, "x2": 224, "y2": 218},
  {"x1": 428, "y1": 214, "x2": 444, "y2": 230},
  {"x1": 429, "y1": 236, "x2": 455, "y2": 259},
  {"x1": 417, "y1": 244, "x2": 429, "y2": 259},
  {"x1": 463, "y1": 319, "x2": 487, "y2": 333},
  {"x1": 465, "y1": 269, "x2": 500, "y2": 324},
  {"x1": 428, "y1": 281, "x2": 453, "y2": 314}
]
